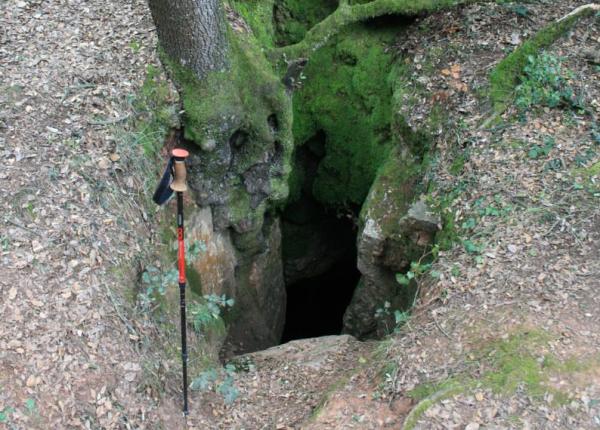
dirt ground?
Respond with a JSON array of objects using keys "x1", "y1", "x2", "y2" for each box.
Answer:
[{"x1": 1, "y1": 0, "x2": 599, "y2": 429}]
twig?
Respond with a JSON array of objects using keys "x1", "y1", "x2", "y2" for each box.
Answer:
[
  {"x1": 543, "y1": 218, "x2": 562, "y2": 237},
  {"x1": 60, "y1": 82, "x2": 96, "y2": 103},
  {"x1": 104, "y1": 283, "x2": 138, "y2": 337},
  {"x1": 3, "y1": 218, "x2": 43, "y2": 237},
  {"x1": 88, "y1": 115, "x2": 131, "y2": 126},
  {"x1": 432, "y1": 312, "x2": 453, "y2": 340}
]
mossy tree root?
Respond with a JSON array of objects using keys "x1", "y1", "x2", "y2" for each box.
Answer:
[
  {"x1": 402, "y1": 382, "x2": 466, "y2": 430},
  {"x1": 488, "y1": 3, "x2": 599, "y2": 116},
  {"x1": 271, "y1": 0, "x2": 479, "y2": 62}
]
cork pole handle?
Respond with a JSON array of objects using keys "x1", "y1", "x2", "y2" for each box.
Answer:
[{"x1": 170, "y1": 148, "x2": 189, "y2": 192}]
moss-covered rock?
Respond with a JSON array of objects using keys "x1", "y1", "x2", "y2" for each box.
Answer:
[
  {"x1": 163, "y1": 20, "x2": 293, "y2": 242},
  {"x1": 273, "y1": 0, "x2": 338, "y2": 46},
  {"x1": 343, "y1": 147, "x2": 439, "y2": 338},
  {"x1": 292, "y1": 23, "x2": 397, "y2": 207},
  {"x1": 155, "y1": 0, "x2": 456, "y2": 350}
]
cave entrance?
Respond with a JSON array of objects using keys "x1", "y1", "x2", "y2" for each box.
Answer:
[
  {"x1": 280, "y1": 216, "x2": 360, "y2": 342},
  {"x1": 279, "y1": 131, "x2": 361, "y2": 343}
]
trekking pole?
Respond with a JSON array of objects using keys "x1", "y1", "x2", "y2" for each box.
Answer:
[{"x1": 153, "y1": 147, "x2": 190, "y2": 416}]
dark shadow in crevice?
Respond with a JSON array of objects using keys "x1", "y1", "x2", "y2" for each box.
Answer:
[
  {"x1": 280, "y1": 225, "x2": 360, "y2": 343},
  {"x1": 279, "y1": 128, "x2": 361, "y2": 343},
  {"x1": 361, "y1": 13, "x2": 417, "y2": 30}
]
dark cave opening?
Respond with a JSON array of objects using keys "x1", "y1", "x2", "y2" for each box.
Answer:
[
  {"x1": 279, "y1": 130, "x2": 362, "y2": 343},
  {"x1": 280, "y1": 218, "x2": 361, "y2": 343}
]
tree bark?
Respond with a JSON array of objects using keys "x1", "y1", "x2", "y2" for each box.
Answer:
[{"x1": 148, "y1": 0, "x2": 229, "y2": 79}]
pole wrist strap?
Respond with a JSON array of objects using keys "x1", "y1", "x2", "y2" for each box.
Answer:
[{"x1": 152, "y1": 157, "x2": 174, "y2": 205}]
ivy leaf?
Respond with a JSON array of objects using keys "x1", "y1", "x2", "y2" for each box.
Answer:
[
  {"x1": 395, "y1": 273, "x2": 410, "y2": 286},
  {"x1": 0, "y1": 407, "x2": 15, "y2": 423},
  {"x1": 463, "y1": 240, "x2": 482, "y2": 254},
  {"x1": 24, "y1": 399, "x2": 36, "y2": 413}
]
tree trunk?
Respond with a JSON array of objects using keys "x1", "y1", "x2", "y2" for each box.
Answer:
[{"x1": 147, "y1": 0, "x2": 229, "y2": 78}]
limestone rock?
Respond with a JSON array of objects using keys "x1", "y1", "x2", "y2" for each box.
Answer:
[
  {"x1": 225, "y1": 217, "x2": 286, "y2": 354},
  {"x1": 187, "y1": 208, "x2": 286, "y2": 355},
  {"x1": 245, "y1": 335, "x2": 360, "y2": 371},
  {"x1": 343, "y1": 149, "x2": 440, "y2": 338}
]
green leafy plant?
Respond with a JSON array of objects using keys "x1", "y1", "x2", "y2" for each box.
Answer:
[
  {"x1": 395, "y1": 260, "x2": 435, "y2": 286},
  {"x1": 515, "y1": 53, "x2": 581, "y2": 111},
  {"x1": 188, "y1": 294, "x2": 234, "y2": 334},
  {"x1": 24, "y1": 399, "x2": 36, "y2": 415},
  {"x1": 129, "y1": 39, "x2": 141, "y2": 53},
  {"x1": 463, "y1": 239, "x2": 484, "y2": 255},
  {"x1": 375, "y1": 301, "x2": 411, "y2": 334},
  {"x1": 378, "y1": 247, "x2": 441, "y2": 334},
  {"x1": 191, "y1": 363, "x2": 240, "y2": 404},
  {"x1": 139, "y1": 266, "x2": 178, "y2": 309},
  {"x1": 528, "y1": 135, "x2": 555, "y2": 159},
  {"x1": 139, "y1": 240, "x2": 207, "y2": 309},
  {"x1": 0, "y1": 406, "x2": 15, "y2": 423}
]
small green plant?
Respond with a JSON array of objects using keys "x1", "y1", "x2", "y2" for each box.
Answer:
[
  {"x1": 377, "y1": 247, "x2": 441, "y2": 334},
  {"x1": 527, "y1": 135, "x2": 555, "y2": 159},
  {"x1": 516, "y1": 53, "x2": 581, "y2": 111},
  {"x1": 374, "y1": 302, "x2": 411, "y2": 334},
  {"x1": 0, "y1": 406, "x2": 15, "y2": 423},
  {"x1": 139, "y1": 266, "x2": 178, "y2": 309},
  {"x1": 188, "y1": 294, "x2": 234, "y2": 334},
  {"x1": 462, "y1": 239, "x2": 484, "y2": 255},
  {"x1": 24, "y1": 398, "x2": 36, "y2": 415},
  {"x1": 575, "y1": 148, "x2": 597, "y2": 167},
  {"x1": 461, "y1": 217, "x2": 477, "y2": 230},
  {"x1": 395, "y1": 259, "x2": 436, "y2": 286},
  {"x1": 129, "y1": 39, "x2": 141, "y2": 53},
  {"x1": 139, "y1": 240, "x2": 207, "y2": 309},
  {"x1": 191, "y1": 363, "x2": 240, "y2": 404},
  {"x1": 0, "y1": 236, "x2": 9, "y2": 251}
]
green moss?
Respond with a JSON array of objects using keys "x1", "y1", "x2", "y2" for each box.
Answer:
[
  {"x1": 570, "y1": 155, "x2": 600, "y2": 193},
  {"x1": 164, "y1": 31, "x2": 290, "y2": 161},
  {"x1": 186, "y1": 264, "x2": 203, "y2": 296},
  {"x1": 359, "y1": 146, "x2": 422, "y2": 234},
  {"x1": 273, "y1": 0, "x2": 338, "y2": 46},
  {"x1": 292, "y1": 24, "x2": 397, "y2": 207},
  {"x1": 403, "y1": 329, "x2": 594, "y2": 426},
  {"x1": 478, "y1": 330, "x2": 551, "y2": 397},
  {"x1": 133, "y1": 64, "x2": 179, "y2": 156},
  {"x1": 404, "y1": 381, "x2": 465, "y2": 430},
  {"x1": 489, "y1": 10, "x2": 595, "y2": 114},
  {"x1": 162, "y1": 19, "x2": 293, "y2": 226},
  {"x1": 230, "y1": 0, "x2": 277, "y2": 49},
  {"x1": 274, "y1": 0, "x2": 478, "y2": 62}
]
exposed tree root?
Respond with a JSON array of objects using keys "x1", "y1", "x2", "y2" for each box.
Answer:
[
  {"x1": 271, "y1": 0, "x2": 480, "y2": 62},
  {"x1": 488, "y1": 3, "x2": 599, "y2": 118},
  {"x1": 558, "y1": 3, "x2": 600, "y2": 22}
]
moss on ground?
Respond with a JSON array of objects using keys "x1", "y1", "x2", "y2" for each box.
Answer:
[
  {"x1": 404, "y1": 328, "x2": 596, "y2": 428},
  {"x1": 132, "y1": 64, "x2": 180, "y2": 157},
  {"x1": 489, "y1": 9, "x2": 596, "y2": 114},
  {"x1": 574, "y1": 160, "x2": 600, "y2": 191}
]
